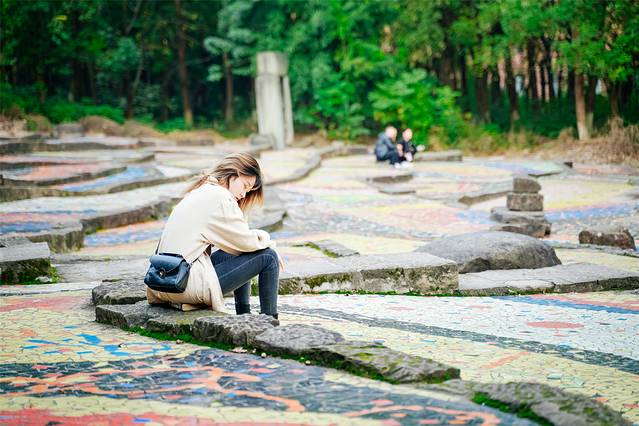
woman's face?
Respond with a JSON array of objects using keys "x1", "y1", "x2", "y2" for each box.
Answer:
[{"x1": 227, "y1": 174, "x2": 256, "y2": 202}]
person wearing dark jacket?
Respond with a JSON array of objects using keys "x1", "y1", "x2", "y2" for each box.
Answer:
[
  {"x1": 374, "y1": 126, "x2": 400, "y2": 165},
  {"x1": 398, "y1": 128, "x2": 417, "y2": 162}
]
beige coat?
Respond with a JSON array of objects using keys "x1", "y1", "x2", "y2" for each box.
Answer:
[{"x1": 146, "y1": 181, "x2": 275, "y2": 312}]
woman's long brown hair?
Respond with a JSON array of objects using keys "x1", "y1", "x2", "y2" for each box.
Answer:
[{"x1": 184, "y1": 152, "x2": 264, "y2": 212}]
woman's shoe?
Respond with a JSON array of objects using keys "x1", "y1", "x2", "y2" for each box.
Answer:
[{"x1": 235, "y1": 303, "x2": 251, "y2": 315}]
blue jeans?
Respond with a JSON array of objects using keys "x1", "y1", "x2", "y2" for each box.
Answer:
[{"x1": 210, "y1": 248, "x2": 279, "y2": 316}]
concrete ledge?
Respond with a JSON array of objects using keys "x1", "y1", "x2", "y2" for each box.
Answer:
[
  {"x1": 459, "y1": 262, "x2": 639, "y2": 295},
  {"x1": 279, "y1": 252, "x2": 458, "y2": 295},
  {"x1": 414, "y1": 150, "x2": 463, "y2": 162}
]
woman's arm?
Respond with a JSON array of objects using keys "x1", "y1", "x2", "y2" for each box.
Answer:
[{"x1": 202, "y1": 198, "x2": 275, "y2": 255}]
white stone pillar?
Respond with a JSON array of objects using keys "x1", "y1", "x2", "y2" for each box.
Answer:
[{"x1": 255, "y1": 52, "x2": 294, "y2": 150}]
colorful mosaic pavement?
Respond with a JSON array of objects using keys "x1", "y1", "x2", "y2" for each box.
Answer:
[
  {"x1": 275, "y1": 290, "x2": 639, "y2": 422},
  {"x1": 2, "y1": 140, "x2": 639, "y2": 423},
  {"x1": 0, "y1": 290, "x2": 537, "y2": 425}
]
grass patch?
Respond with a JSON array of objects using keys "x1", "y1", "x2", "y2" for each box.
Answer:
[{"x1": 473, "y1": 392, "x2": 554, "y2": 425}]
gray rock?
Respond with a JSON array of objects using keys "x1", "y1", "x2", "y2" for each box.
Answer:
[
  {"x1": 507, "y1": 192, "x2": 544, "y2": 211},
  {"x1": 414, "y1": 150, "x2": 463, "y2": 162},
  {"x1": 249, "y1": 133, "x2": 274, "y2": 146},
  {"x1": 579, "y1": 226, "x2": 636, "y2": 250},
  {"x1": 0, "y1": 238, "x2": 51, "y2": 284},
  {"x1": 459, "y1": 262, "x2": 639, "y2": 295},
  {"x1": 512, "y1": 175, "x2": 541, "y2": 193},
  {"x1": 192, "y1": 314, "x2": 279, "y2": 347},
  {"x1": 53, "y1": 122, "x2": 84, "y2": 137},
  {"x1": 490, "y1": 222, "x2": 550, "y2": 239},
  {"x1": 416, "y1": 231, "x2": 560, "y2": 273},
  {"x1": 146, "y1": 310, "x2": 228, "y2": 336},
  {"x1": 95, "y1": 301, "x2": 170, "y2": 329},
  {"x1": 490, "y1": 207, "x2": 551, "y2": 237},
  {"x1": 92, "y1": 280, "x2": 146, "y2": 305},
  {"x1": 254, "y1": 324, "x2": 345, "y2": 355},
  {"x1": 423, "y1": 380, "x2": 631, "y2": 426},
  {"x1": 311, "y1": 341, "x2": 460, "y2": 384}
]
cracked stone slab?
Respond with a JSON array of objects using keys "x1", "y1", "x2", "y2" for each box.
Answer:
[
  {"x1": 254, "y1": 324, "x2": 345, "y2": 355},
  {"x1": 459, "y1": 262, "x2": 639, "y2": 295},
  {"x1": 146, "y1": 309, "x2": 228, "y2": 336},
  {"x1": 95, "y1": 300, "x2": 172, "y2": 329},
  {"x1": 192, "y1": 314, "x2": 279, "y2": 347},
  {"x1": 311, "y1": 341, "x2": 460, "y2": 384},
  {"x1": 92, "y1": 279, "x2": 147, "y2": 305},
  {"x1": 421, "y1": 380, "x2": 631, "y2": 426}
]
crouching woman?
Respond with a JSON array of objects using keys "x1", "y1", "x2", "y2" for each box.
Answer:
[{"x1": 146, "y1": 152, "x2": 282, "y2": 318}]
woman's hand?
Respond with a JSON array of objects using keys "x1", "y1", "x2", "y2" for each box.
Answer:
[{"x1": 276, "y1": 250, "x2": 285, "y2": 272}]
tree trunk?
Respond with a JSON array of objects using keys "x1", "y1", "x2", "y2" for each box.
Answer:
[
  {"x1": 567, "y1": 69, "x2": 575, "y2": 103},
  {"x1": 556, "y1": 67, "x2": 562, "y2": 100},
  {"x1": 606, "y1": 80, "x2": 621, "y2": 119},
  {"x1": 575, "y1": 73, "x2": 589, "y2": 140},
  {"x1": 505, "y1": 52, "x2": 520, "y2": 128},
  {"x1": 586, "y1": 76, "x2": 597, "y2": 133},
  {"x1": 439, "y1": 45, "x2": 454, "y2": 87},
  {"x1": 87, "y1": 62, "x2": 97, "y2": 104},
  {"x1": 223, "y1": 52, "x2": 234, "y2": 123},
  {"x1": 70, "y1": 10, "x2": 82, "y2": 102},
  {"x1": 526, "y1": 39, "x2": 539, "y2": 113},
  {"x1": 475, "y1": 71, "x2": 490, "y2": 123},
  {"x1": 174, "y1": 0, "x2": 193, "y2": 127}
]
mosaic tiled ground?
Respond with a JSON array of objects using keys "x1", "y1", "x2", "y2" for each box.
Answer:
[{"x1": 2, "y1": 138, "x2": 638, "y2": 423}]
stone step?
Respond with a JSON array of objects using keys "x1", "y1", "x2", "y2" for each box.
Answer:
[
  {"x1": 2, "y1": 163, "x2": 127, "y2": 186},
  {"x1": 0, "y1": 237, "x2": 51, "y2": 284},
  {"x1": 459, "y1": 262, "x2": 639, "y2": 295},
  {"x1": 95, "y1": 300, "x2": 461, "y2": 385},
  {"x1": 279, "y1": 252, "x2": 458, "y2": 295},
  {"x1": 414, "y1": 150, "x2": 463, "y2": 162},
  {"x1": 91, "y1": 252, "x2": 458, "y2": 305}
]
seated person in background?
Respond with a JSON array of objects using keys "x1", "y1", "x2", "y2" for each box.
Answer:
[
  {"x1": 374, "y1": 126, "x2": 401, "y2": 166},
  {"x1": 398, "y1": 128, "x2": 417, "y2": 162}
]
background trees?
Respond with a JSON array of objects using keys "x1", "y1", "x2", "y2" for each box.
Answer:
[{"x1": 1, "y1": 0, "x2": 637, "y2": 145}]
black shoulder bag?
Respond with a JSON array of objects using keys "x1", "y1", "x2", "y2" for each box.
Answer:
[{"x1": 144, "y1": 241, "x2": 194, "y2": 293}]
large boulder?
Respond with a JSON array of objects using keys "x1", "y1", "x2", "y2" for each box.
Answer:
[
  {"x1": 254, "y1": 324, "x2": 345, "y2": 355},
  {"x1": 416, "y1": 231, "x2": 561, "y2": 273}
]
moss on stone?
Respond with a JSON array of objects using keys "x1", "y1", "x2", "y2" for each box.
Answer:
[{"x1": 472, "y1": 392, "x2": 553, "y2": 425}]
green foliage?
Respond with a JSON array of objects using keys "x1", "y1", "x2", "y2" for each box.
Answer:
[
  {"x1": 370, "y1": 69, "x2": 467, "y2": 146},
  {"x1": 2, "y1": 0, "x2": 638, "y2": 148},
  {"x1": 44, "y1": 99, "x2": 124, "y2": 124}
]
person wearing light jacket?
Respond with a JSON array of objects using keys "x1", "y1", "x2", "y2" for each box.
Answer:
[{"x1": 146, "y1": 152, "x2": 282, "y2": 318}]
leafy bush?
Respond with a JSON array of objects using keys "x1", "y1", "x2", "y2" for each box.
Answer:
[
  {"x1": 43, "y1": 99, "x2": 124, "y2": 124},
  {"x1": 312, "y1": 78, "x2": 369, "y2": 140},
  {"x1": 370, "y1": 69, "x2": 467, "y2": 146}
]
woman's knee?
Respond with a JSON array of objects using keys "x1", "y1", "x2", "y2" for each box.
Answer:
[{"x1": 260, "y1": 248, "x2": 279, "y2": 268}]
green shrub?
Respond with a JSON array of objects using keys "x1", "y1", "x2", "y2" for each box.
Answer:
[{"x1": 370, "y1": 69, "x2": 468, "y2": 146}]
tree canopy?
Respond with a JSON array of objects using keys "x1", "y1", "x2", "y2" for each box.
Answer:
[{"x1": 1, "y1": 0, "x2": 638, "y2": 144}]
